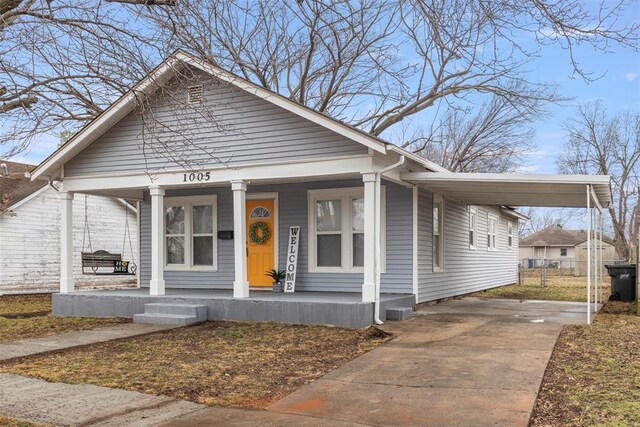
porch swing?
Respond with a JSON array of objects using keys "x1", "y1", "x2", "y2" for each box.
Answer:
[{"x1": 80, "y1": 195, "x2": 137, "y2": 275}]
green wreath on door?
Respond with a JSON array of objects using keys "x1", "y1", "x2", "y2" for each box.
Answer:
[{"x1": 249, "y1": 221, "x2": 271, "y2": 245}]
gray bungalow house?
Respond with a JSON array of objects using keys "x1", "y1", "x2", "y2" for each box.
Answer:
[{"x1": 31, "y1": 50, "x2": 611, "y2": 327}]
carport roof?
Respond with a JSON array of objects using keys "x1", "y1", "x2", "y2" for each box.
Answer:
[{"x1": 400, "y1": 172, "x2": 611, "y2": 208}]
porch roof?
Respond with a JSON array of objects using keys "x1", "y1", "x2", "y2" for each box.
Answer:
[{"x1": 400, "y1": 172, "x2": 611, "y2": 208}]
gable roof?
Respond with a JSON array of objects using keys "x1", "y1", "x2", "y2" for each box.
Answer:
[
  {"x1": 0, "y1": 161, "x2": 48, "y2": 211},
  {"x1": 32, "y1": 50, "x2": 451, "y2": 180},
  {"x1": 520, "y1": 224, "x2": 615, "y2": 247},
  {"x1": 566, "y1": 229, "x2": 615, "y2": 246}
]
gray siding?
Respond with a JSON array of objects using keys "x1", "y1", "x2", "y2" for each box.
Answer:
[
  {"x1": 417, "y1": 188, "x2": 518, "y2": 303},
  {"x1": 140, "y1": 179, "x2": 413, "y2": 293},
  {"x1": 65, "y1": 69, "x2": 367, "y2": 177}
]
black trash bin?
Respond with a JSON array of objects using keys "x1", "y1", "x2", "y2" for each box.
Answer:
[{"x1": 604, "y1": 264, "x2": 637, "y2": 302}]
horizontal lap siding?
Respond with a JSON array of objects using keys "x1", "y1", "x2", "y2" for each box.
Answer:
[
  {"x1": 140, "y1": 179, "x2": 413, "y2": 293},
  {"x1": 64, "y1": 70, "x2": 367, "y2": 177},
  {"x1": 417, "y1": 188, "x2": 518, "y2": 303},
  {"x1": 0, "y1": 189, "x2": 137, "y2": 290}
]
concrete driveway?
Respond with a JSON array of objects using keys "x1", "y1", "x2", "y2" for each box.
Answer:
[{"x1": 260, "y1": 297, "x2": 587, "y2": 426}]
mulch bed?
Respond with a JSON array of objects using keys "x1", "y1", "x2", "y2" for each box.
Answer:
[
  {"x1": 530, "y1": 302, "x2": 640, "y2": 426},
  {"x1": 0, "y1": 321, "x2": 391, "y2": 409}
]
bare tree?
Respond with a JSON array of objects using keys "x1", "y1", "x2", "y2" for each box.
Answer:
[
  {"x1": 0, "y1": 0, "x2": 169, "y2": 157},
  {"x1": 1, "y1": 0, "x2": 639, "y2": 171},
  {"x1": 407, "y1": 91, "x2": 540, "y2": 172},
  {"x1": 557, "y1": 102, "x2": 640, "y2": 259},
  {"x1": 518, "y1": 207, "x2": 569, "y2": 238}
]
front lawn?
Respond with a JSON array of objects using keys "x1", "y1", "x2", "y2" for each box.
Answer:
[
  {"x1": 531, "y1": 302, "x2": 640, "y2": 426},
  {"x1": 0, "y1": 321, "x2": 391, "y2": 408},
  {"x1": 0, "y1": 294, "x2": 128, "y2": 344},
  {"x1": 471, "y1": 275, "x2": 611, "y2": 302}
]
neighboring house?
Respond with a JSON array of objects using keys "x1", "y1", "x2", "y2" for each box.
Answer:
[
  {"x1": 0, "y1": 161, "x2": 138, "y2": 293},
  {"x1": 30, "y1": 50, "x2": 611, "y2": 327},
  {"x1": 519, "y1": 224, "x2": 616, "y2": 275}
]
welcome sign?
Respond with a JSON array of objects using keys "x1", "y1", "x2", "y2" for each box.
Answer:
[{"x1": 284, "y1": 226, "x2": 300, "y2": 292}]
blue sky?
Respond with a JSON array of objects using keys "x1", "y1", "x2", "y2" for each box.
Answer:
[{"x1": 522, "y1": 34, "x2": 640, "y2": 174}]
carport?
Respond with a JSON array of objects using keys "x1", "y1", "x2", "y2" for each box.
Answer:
[{"x1": 401, "y1": 172, "x2": 613, "y2": 324}]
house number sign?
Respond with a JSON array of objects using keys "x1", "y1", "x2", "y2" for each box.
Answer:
[
  {"x1": 182, "y1": 171, "x2": 211, "y2": 183},
  {"x1": 284, "y1": 226, "x2": 300, "y2": 292}
]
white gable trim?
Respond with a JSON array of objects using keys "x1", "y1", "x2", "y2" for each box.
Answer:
[{"x1": 32, "y1": 50, "x2": 387, "y2": 180}]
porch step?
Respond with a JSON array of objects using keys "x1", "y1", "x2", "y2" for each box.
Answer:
[
  {"x1": 386, "y1": 306, "x2": 413, "y2": 321},
  {"x1": 133, "y1": 303, "x2": 207, "y2": 326}
]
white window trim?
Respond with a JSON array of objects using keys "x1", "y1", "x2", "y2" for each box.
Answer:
[
  {"x1": 433, "y1": 194, "x2": 445, "y2": 272},
  {"x1": 164, "y1": 195, "x2": 218, "y2": 271},
  {"x1": 487, "y1": 213, "x2": 498, "y2": 252},
  {"x1": 308, "y1": 186, "x2": 386, "y2": 274},
  {"x1": 469, "y1": 206, "x2": 478, "y2": 250},
  {"x1": 507, "y1": 221, "x2": 514, "y2": 249}
]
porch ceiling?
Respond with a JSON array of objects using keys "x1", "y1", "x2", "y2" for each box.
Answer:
[{"x1": 400, "y1": 172, "x2": 611, "y2": 208}]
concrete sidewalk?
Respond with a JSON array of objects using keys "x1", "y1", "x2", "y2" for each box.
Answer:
[
  {"x1": 0, "y1": 323, "x2": 172, "y2": 361},
  {"x1": 0, "y1": 373, "x2": 365, "y2": 427},
  {"x1": 0, "y1": 373, "x2": 204, "y2": 427}
]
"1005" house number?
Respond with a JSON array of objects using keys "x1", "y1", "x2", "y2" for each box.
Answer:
[{"x1": 182, "y1": 171, "x2": 211, "y2": 182}]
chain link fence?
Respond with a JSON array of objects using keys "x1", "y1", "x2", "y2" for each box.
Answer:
[{"x1": 518, "y1": 258, "x2": 619, "y2": 288}]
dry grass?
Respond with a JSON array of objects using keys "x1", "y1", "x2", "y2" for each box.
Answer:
[
  {"x1": 531, "y1": 302, "x2": 640, "y2": 426},
  {"x1": 0, "y1": 294, "x2": 128, "y2": 344},
  {"x1": 0, "y1": 295, "x2": 51, "y2": 317},
  {"x1": 471, "y1": 275, "x2": 611, "y2": 302},
  {"x1": 0, "y1": 416, "x2": 47, "y2": 427},
  {"x1": 0, "y1": 321, "x2": 391, "y2": 409}
]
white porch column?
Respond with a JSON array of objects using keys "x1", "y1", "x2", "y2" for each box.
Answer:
[
  {"x1": 60, "y1": 191, "x2": 74, "y2": 293},
  {"x1": 231, "y1": 180, "x2": 249, "y2": 298},
  {"x1": 149, "y1": 186, "x2": 165, "y2": 296},
  {"x1": 362, "y1": 173, "x2": 377, "y2": 302}
]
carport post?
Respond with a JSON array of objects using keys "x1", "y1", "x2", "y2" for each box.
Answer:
[
  {"x1": 592, "y1": 208, "x2": 597, "y2": 312},
  {"x1": 590, "y1": 184, "x2": 604, "y2": 310},
  {"x1": 588, "y1": 186, "x2": 591, "y2": 322},
  {"x1": 600, "y1": 212, "x2": 604, "y2": 304}
]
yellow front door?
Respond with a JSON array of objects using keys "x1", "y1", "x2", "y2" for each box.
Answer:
[{"x1": 246, "y1": 199, "x2": 275, "y2": 286}]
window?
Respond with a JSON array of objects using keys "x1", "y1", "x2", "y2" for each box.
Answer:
[
  {"x1": 164, "y1": 195, "x2": 217, "y2": 270},
  {"x1": 560, "y1": 248, "x2": 568, "y2": 256},
  {"x1": 507, "y1": 221, "x2": 514, "y2": 248},
  {"x1": 487, "y1": 214, "x2": 498, "y2": 251},
  {"x1": 308, "y1": 187, "x2": 385, "y2": 272},
  {"x1": 433, "y1": 194, "x2": 444, "y2": 271},
  {"x1": 469, "y1": 207, "x2": 478, "y2": 249}
]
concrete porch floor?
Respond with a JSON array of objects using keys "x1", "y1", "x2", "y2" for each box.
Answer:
[{"x1": 52, "y1": 288, "x2": 415, "y2": 328}]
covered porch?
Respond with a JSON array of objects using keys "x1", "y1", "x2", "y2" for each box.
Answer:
[
  {"x1": 56, "y1": 155, "x2": 403, "y2": 306},
  {"x1": 52, "y1": 288, "x2": 415, "y2": 328}
]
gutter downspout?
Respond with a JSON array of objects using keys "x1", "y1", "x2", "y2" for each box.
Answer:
[{"x1": 373, "y1": 155, "x2": 405, "y2": 325}]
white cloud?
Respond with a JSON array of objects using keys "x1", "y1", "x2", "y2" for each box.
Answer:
[{"x1": 625, "y1": 72, "x2": 638, "y2": 81}]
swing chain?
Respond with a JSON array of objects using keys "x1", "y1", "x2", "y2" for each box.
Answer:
[{"x1": 122, "y1": 201, "x2": 137, "y2": 274}]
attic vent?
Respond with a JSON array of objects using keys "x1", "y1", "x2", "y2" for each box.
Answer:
[
  {"x1": 187, "y1": 85, "x2": 204, "y2": 104},
  {"x1": 0, "y1": 163, "x2": 8, "y2": 177}
]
